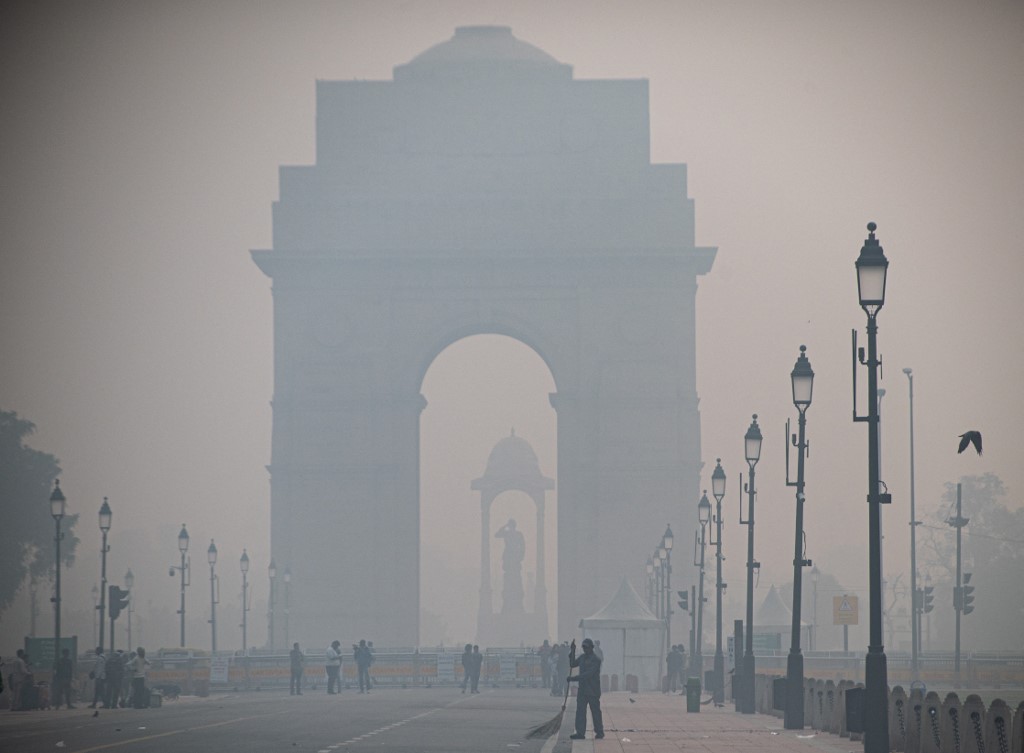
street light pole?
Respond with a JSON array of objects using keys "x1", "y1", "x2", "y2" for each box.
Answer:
[
  {"x1": 124, "y1": 569, "x2": 134, "y2": 651},
  {"x1": 711, "y1": 460, "x2": 726, "y2": 704},
  {"x1": 208, "y1": 540, "x2": 218, "y2": 652},
  {"x1": 283, "y1": 568, "x2": 291, "y2": 648},
  {"x1": 268, "y1": 559, "x2": 276, "y2": 649},
  {"x1": 903, "y1": 367, "x2": 919, "y2": 680},
  {"x1": 240, "y1": 549, "x2": 250, "y2": 655},
  {"x1": 176, "y1": 525, "x2": 190, "y2": 648},
  {"x1": 852, "y1": 222, "x2": 890, "y2": 753},
  {"x1": 785, "y1": 345, "x2": 815, "y2": 729},
  {"x1": 645, "y1": 558, "x2": 655, "y2": 615},
  {"x1": 50, "y1": 480, "x2": 67, "y2": 672},
  {"x1": 739, "y1": 415, "x2": 762, "y2": 714},
  {"x1": 663, "y1": 526, "x2": 674, "y2": 664},
  {"x1": 98, "y1": 497, "x2": 111, "y2": 651},
  {"x1": 694, "y1": 494, "x2": 711, "y2": 681}
]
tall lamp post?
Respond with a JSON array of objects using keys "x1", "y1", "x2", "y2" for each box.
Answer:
[
  {"x1": 661, "y1": 526, "x2": 674, "y2": 660},
  {"x1": 785, "y1": 345, "x2": 815, "y2": 729},
  {"x1": 98, "y1": 497, "x2": 112, "y2": 651},
  {"x1": 710, "y1": 460, "x2": 726, "y2": 703},
  {"x1": 240, "y1": 549, "x2": 250, "y2": 655},
  {"x1": 283, "y1": 567, "x2": 291, "y2": 647},
  {"x1": 852, "y1": 222, "x2": 890, "y2": 753},
  {"x1": 208, "y1": 540, "x2": 218, "y2": 652},
  {"x1": 124, "y1": 569, "x2": 134, "y2": 651},
  {"x1": 693, "y1": 493, "x2": 711, "y2": 680},
  {"x1": 268, "y1": 559, "x2": 276, "y2": 649},
  {"x1": 50, "y1": 480, "x2": 67, "y2": 671},
  {"x1": 174, "y1": 525, "x2": 190, "y2": 648},
  {"x1": 645, "y1": 558, "x2": 655, "y2": 614},
  {"x1": 738, "y1": 414, "x2": 762, "y2": 714},
  {"x1": 903, "y1": 367, "x2": 919, "y2": 680},
  {"x1": 91, "y1": 585, "x2": 100, "y2": 647}
]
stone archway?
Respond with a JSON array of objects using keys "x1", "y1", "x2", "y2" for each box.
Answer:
[{"x1": 253, "y1": 26, "x2": 715, "y2": 647}]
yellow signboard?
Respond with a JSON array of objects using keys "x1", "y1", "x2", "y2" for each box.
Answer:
[{"x1": 833, "y1": 594, "x2": 859, "y2": 625}]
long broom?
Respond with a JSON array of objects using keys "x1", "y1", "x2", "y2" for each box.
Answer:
[{"x1": 526, "y1": 640, "x2": 574, "y2": 739}]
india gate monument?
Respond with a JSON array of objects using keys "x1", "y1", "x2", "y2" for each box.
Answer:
[{"x1": 253, "y1": 26, "x2": 715, "y2": 647}]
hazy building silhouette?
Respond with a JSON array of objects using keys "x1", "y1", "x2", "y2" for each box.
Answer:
[{"x1": 253, "y1": 26, "x2": 716, "y2": 645}]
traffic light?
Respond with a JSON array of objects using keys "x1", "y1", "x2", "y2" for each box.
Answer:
[
  {"x1": 677, "y1": 590, "x2": 688, "y2": 612},
  {"x1": 961, "y1": 573, "x2": 974, "y2": 615},
  {"x1": 922, "y1": 585, "x2": 934, "y2": 614},
  {"x1": 109, "y1": 585, "x2": 130, "y2": 621}
]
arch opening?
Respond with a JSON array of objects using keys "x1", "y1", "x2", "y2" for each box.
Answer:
[{"x1": 419, "y1": 334, "x2": 557, "y2": 646}]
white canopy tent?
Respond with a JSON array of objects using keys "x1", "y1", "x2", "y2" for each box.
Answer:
[{"x1": 579, "y1": 578, "x2": 664, "y2": 691}]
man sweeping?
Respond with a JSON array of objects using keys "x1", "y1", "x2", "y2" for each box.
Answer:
[{"x1": 567, "y1": 637, "x2": 604, "y2": 740}]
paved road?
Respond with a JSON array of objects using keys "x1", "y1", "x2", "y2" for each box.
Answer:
[{"x1": 0, "y1": 687, "x2": 573, "y2": 753}]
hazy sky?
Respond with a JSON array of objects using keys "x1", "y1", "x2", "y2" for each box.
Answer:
[{"x1": 2, "y1": 0, "x2": 1022, "y2": 652}]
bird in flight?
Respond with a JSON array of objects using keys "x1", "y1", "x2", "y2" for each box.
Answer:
[{"x1": 958, "y1": 431, "x2": 982, "y2": 456}]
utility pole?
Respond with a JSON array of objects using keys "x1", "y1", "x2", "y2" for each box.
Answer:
[{"x1": 947, "y1": 483, "x2": 969, "y2": 685}]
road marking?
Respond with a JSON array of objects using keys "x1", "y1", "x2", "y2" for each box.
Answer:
[
  {"x1": 329, "y1": 694, "x2": 472, "y2": 747},
  {"x1": 69, "y1": 710, "x2": 290, "y2": 753}
]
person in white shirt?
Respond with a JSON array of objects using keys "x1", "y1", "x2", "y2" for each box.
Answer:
[
  {"x1": 88, "y1": 646, "x2": 107, "y2": 709},
  {"x1": 325, "y1": 641, "x2": 342, "y2": 694},
  {"x1": 129, "y1": 647, "x2": 151, "y2": 708}
]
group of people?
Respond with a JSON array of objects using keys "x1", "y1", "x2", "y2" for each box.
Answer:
[
  {"x1": 88, "y1": 645, "x2": 151, "y2": 709},
  {"x1": 538, "y1": 638, "x2": 603, "y2": 699},
  {"x1": 3, "y1": 645, "x2": 149, "y2": 711},
  {"x1": 459, "y1": 644, "x2": 483, "y2": 693},
  {"x1": 664, "y1": 644, "x2": 687, "y2": 693},
  {"x1": 297, "y1": 638, "x2": 375, "y2": 696}
]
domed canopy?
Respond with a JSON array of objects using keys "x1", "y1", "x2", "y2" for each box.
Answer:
[
  {"x1": 394, "y1": 26, "x2": 571, "y2": 79},
  {"x1": 472, "y1": 429, "x2": 554, "y2": 492}
]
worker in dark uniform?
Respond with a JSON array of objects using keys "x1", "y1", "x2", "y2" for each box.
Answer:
[{"x1": 567, "y1": 637, "x2": 603, "y2": 740}]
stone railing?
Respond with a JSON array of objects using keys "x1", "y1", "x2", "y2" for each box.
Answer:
[{"x1": 755, "y1": 674, "x2": 1024, "y2": 752}]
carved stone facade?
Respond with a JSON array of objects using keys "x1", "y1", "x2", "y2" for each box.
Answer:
[{"x1": 253, "y1": 26, "x2": 715, "y2": 647}]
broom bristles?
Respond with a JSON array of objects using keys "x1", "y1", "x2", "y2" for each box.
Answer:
[{"x1": 525, "y1": 706, "x2": 566, "y2": 739}]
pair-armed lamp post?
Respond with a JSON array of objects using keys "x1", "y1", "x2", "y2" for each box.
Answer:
[
  {"x1": 693, "y1": 492, "x2": 711, "y2": 680},
  {"x1": 853, "y1": 222, "x2": 891, "y2": 753},
  {"x1": 240, "y1": 549, "x2": 250, "y2": 654},
  {"x1": 208, "y1": 539, "x2": 219, "y2": 652},
  {"x1": 98, "y1": 497, "x2": 112, "y2": 651},
  {"x1": 738, "y1": 414, "x2": 763, "y2": 714},
  {"x1": 710, "y1": 460, "x2": 727, "y2": 704},
  {"x1": 784, "y1": 345, "x2": 815, "y2": 729},
  {"x1": 173, "y1": 525, "x2": 190, "y2": 648}
]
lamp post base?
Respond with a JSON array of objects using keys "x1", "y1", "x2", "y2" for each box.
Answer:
[
  {"x1": 864, "y1": 649, "x2": 889, "y2": 753},
  {"x1": 784, "y1": 650, "x2": 804, "y2": 729},
  {"x1": 740, "y1": 652, "x2": 756, "y2": 714},
  {"x1": 713, "y1": 652, "x2": 725, "y2": 705}
]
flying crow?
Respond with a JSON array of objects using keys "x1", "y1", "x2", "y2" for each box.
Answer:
[{"x1": 958, "y1": 431, "x2": 982, "y2": 456}]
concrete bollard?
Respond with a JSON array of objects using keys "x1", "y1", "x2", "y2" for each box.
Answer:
[
  {"x1": 940, "y1": 692, "x2": 964, "y2": 753},
  {"x1": 960, "y1": 694, "x2": 986, "y2": 753},
  {"x1": 889, "y1": 685, "x2": 908, "y2": 752},
  {"x1": 920, "y1": 691, "x2": 944, "y2": 753},
  {"x1": 906, "y1": 685, "x2": 924, "y2": 753},
  {"x1": 1010, "y1": 700, "x2": 1024, "y2": 753}
]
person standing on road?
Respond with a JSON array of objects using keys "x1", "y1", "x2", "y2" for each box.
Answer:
[
  {"x1": 325, "y1": 641, "x2": 342, "y2": 694},
  {"x1": 128, "y1": 647, "x2": 150, "y2": 708},
  {"x1": 469, "y1": 645, "x2": 483, "y2": 693},
  {"x1": 53, "y1": 648, "x2": 75, "y2": 709},
  {"x1": 88, "y1": 646, "x2": 106, "y2": 709},
  {"x1": 666, "y1": 646, "x2": 682, "y2": 693},
  {"x1": 460, "y1": 644, "x2": 473, "y2": 693},
  {"x1": 567, "y1": 638, "x2": 604, "y2": 741},
  {"x1": 537, "y1": 640, "x2": 551, "y2": 689},
  {"x1": 355, "y1": 639, "x2": 373, "y2": 693},
  {"x1": 289, "y1": 643, "x2": 304, "y2": 695}
]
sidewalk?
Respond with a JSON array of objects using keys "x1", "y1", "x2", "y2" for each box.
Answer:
[{"x1": 568, "y1": 693, "x2": 860, "y2": 753}]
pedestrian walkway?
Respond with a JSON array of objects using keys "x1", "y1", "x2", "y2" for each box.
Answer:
[{"x1": 568, "y1": 692, "x2": 858, "y2": 753}]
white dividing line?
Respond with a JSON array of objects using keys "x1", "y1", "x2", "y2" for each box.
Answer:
[{"x1": 327, "y1": 694, "x2": 473, "y2": 747}]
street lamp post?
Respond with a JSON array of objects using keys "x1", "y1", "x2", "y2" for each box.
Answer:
[
  {"x1": 50, "y1": 480, "x2": 67, "y2": 671},
  {"x1": 268, "y1": 559, "x2": 276, "y2": 649},
  {"x1": 645, "y1": 558, "x2": 655, "y2": 614},
  {"x1": 124, "y1": 569, "x2": 134, "y2": 651},
  {"x1": 240, "y1": 549, "x2": 250, "y2": 655},
  {"x1": 785, "y1": 345, "x2": 815, "y2": 729},
  {"x1": 694, "y1": 493, "x2": 711, "y2": 681},
  {"x1": 903, "y1": 367, "x2": 920, "y2": 680},
  {"x1": 738, "y1": 414, "x2": 762, "y2": 714},
  {"x1": 174, "y1": 525, "x2": 190, "y2": 648},
  {"x1": 208, "y1": 540, "x2": 218, "y2": 652},
  {"x1": 283, "y1": 568, "x2": 291, "y2": 647},
  {"x1": 663, "y1": 526, "x2": 674, "y2": 663},
  {"x1": 710, "y1": 460, "x2": 726, "y2": 704},
  {"x1": 91, "y1": 585, "x2": 100, "y2": 647},
  {"x1": 98, "y1": 497, "x2": 111, "y2": 651},
  {"x1": 852, "y1": 222, "x2": 891, "y2": 753}
]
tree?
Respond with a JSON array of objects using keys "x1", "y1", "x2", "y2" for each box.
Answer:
[
  {"x1": 919, "y1": 473, "x2": 1024, "y2": 650},
  {"x1": 0, "y1": 410, "x2": 79, "y2": 614}
]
